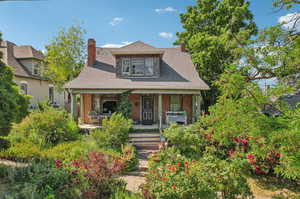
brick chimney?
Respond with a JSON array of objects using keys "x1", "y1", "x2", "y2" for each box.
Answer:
[
  {"x1": 180, "y1": 43, "x2": 187, "y2": 52},
  {"x1": 87, "y1": 38, "x2": 96, "y2": 66}
]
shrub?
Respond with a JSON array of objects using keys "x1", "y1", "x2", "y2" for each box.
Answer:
[
  {"x1": 70, "y1": 152, "x2": 126, "y2": 198},
  {"x1": 121, "y1": 144, "x2": 139, "y2": 172},
  {"x1": 92, "y1": 113, "x2": 133, "y2": 150},
  {"x1": 143, "y1": 153, "x2": 252, "y2": 199},
  {"x1": 0, "y1": 161, "x2": 86, "y2": 199},
  {"x1": 0, "y1": 137, "x2": 10, "y2": 151},
  {"x1": 0, "y1": 142, "x2": 41, "y2": 161},
  {"x1": 8, "y1": 107, "x2": 79, "y2": 148},
  {"x1": 110, "y1": 189, "x2": 143, "y2": 199},
  {"x1": 0, "y1": 61, "x2": 30, "y2": 136}
]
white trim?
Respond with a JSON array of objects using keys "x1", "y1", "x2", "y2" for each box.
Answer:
[
  {"x1": 71, "y1": 89, "x2": 202, "y2": 95},
  {"x1": 20, "y1": 80, "x2": 28, "y2": 84}
]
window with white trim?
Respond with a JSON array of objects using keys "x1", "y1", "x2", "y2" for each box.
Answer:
[
  {"x1": 121, "y1": 57, "x2": 156, "y2": 77},
  {"x1": 170, "y1": 95, "x2": 182, "y2": 111},
  {"x1": 122, "y1": 58, "x2": 131, "y2": 75}
]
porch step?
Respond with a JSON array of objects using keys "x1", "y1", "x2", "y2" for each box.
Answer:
[
  {"x1": 130, "y1": 137, "x2": 161, "y2": 142},
  {"x1": 135, "y1": 144, "x2": 160, "y2": 150},
  {"x1": 129, "y1": 133, "x2": 160, "y2": 138}
]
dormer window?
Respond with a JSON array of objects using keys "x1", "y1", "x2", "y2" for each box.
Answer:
[
  {"x1": 122, "y1": 58, "x2": 130, "y2": 75},
  {"x1": 121, "y1": 56, "x2": 155, "y2": 77}
]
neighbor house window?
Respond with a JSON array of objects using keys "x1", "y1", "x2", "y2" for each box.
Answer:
[
  {"x1": 122, "y1": 58, "x2": 131, "y2": 75},
  {"x1": 20, "y1": 82, "x2": 28, "y2": 95},
  {"x1": 49, "y1": 86, "x2": 54, "y2": 103},
  {"x1": 33, "y1": 63, "x2": 40, "y2": 75},
  {"x1": 170, "y1": 95, "x2": 182, "y2": 111}
]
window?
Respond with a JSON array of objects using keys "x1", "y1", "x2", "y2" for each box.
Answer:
[
  {"x1": 33, "y1": 63, "x2": 40, "y2": 75},
  {"x1": 121, "y1": 57, "x2": 156, "y2": 77},
  {"x1": 49, "y1": 87, "x2": 54, "y2": 103},
  {"x1": 131, "y1": 57, "x2": 145, "y2": 76},
  {"x1": 122, "y1": 58, "x2": 131, "y2": 75},
  {"x1": 102, "y1": 100, "x2": 117, "y2": 114},
  {"x1": 20, "y1": 83, "x2": 28, "y2": 94},
  {"x1": 145, "y1": 57, "x2": 154, "y2": 75},
  {"x1": 170, "y1": 95, "x2": 182, "y2": 111}
]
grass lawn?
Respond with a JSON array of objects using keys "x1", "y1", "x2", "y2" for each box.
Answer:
[{"x1": 249, "y1": 176, "x2": 300, "y2": 199}]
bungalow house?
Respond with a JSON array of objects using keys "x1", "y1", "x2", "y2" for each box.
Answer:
[
  {"x1": 65, "y1": 39, "x2": 209, "y2": 131},
  {"x1": 0, "y1": 41, "x2": 65, "y2": 108}
]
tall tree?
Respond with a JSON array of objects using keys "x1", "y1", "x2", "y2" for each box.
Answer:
[
  {"x1": 0, "y1": 33, "x2": 30, "y2": 135},
  {"x1": 176, "y1": 0, "x2": 257, "y2": 111},
  {"x1": 273, "y1": 0, "x2": 300, "y2": 9},
  {"x1": 44, "y1": 25, "x2": 86, "y2": 90}
]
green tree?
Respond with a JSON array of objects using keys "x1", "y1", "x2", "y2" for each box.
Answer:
[
  {"x1": 44, "y1": 25, "x2": 86, "y2": 90},
  {"x1": 273, "y1": 0, "x2": 300, "y2": 9},
  {"x1": 0, "y1": 33, "x2": 30, "y2": 135},
  {"x1": 176, "y1": 0, "x2": 257, "y2": 111}
]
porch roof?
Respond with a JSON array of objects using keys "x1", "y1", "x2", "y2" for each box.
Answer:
[{"x1": 65, "y1": 46, "x2": 210, "y2": 91}]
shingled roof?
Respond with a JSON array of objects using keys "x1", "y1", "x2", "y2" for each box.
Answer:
[
  {"x1": 66, "y1": 41, "x2": 209, "y2": 91},
  {"x1": 110, "y1": 41, "x2": 164, "y2": 54},
  {"x1": 0, "y1": 41, "x2": 44, "y2": 78}
]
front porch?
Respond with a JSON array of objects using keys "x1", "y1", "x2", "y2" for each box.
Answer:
[
  {"x1": 78, "y1": 123, "x2": 170, "y2": 130},
  {"x1": 70, "y1": 90, "x2": 202, "y2": 131}
]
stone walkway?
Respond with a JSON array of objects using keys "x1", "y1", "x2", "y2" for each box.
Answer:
[
  {"x1": 0, "y1": 159, "x2": 28, "y2": 168},
  {"x1": 119, "y1": 150, "x2": 154, "y2": 193}
]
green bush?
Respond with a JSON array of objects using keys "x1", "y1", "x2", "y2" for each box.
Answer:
[
  {"x1": 0, "y1": 161, "x2": 87, "y2": 199},
  {"x1": 144, "y1": 153, "x2": 252, "y2": 199},
  {"x1": 8, "y1": 107, "x2": 79, "y2": 148},
  {"x1": 0, "y1": 142, "x2": 41, "y2": 161},
  {"x1": 110, "y1": 189, "x2": 143, "y2": 199},
  {"x1": 0, "y1": 137, "x2": 10, "y2": 151},
  {"x1": 121, "y1": 144, "x2": 139, "y2": 172},
  {"x1": 92, "y1": 113, "x2": 133, "y2": 150}
]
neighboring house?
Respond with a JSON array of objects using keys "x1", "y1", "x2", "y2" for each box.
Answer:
[
  {"x1": 0, "y1": 41, "x2": 65, "y2": 108},
  {"x1": 65, "y1": 39, "x2": 209, "y2": 130},
  {"x1": 264, "y1": 91, "x2": 300, "y2": 116}
]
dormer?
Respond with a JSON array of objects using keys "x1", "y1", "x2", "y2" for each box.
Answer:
[
  {"x1": 111, "y1": 41, "x2": 164, "y2": 78},
  {"x1": 13, "y1": 45, "x2": 44, "y2": 77}
]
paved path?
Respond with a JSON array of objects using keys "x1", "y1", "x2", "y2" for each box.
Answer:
[
  {"x1": 0, "y1": 159, "x2": 28, "y2": 168},
  {"x1": 119, "y1": 150, "x2": 155, "y2": 193}
]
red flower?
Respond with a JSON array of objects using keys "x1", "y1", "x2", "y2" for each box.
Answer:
[
  {"x1": 177, "y1": 163, "x2": 181, "y2": 167},
  {"x1": 184, "y1": 161, "x2": 189, "y2": 166},
  {"x1": 171, "y1": 184, "x2": 177, "y2": 189},
  {"x1": 168, "y1": 167, "x2": 176, "y2": 171},
  {"x1": 246, "y1": 154, "x2": 255, "y2": 160},
  {"x1": 55, "y1": 160, "x2": 62, "y2": 168}
]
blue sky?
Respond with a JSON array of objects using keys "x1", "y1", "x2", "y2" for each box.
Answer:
[{"x1": 0, "y1": 0, "x2": 298, "y2": 50}]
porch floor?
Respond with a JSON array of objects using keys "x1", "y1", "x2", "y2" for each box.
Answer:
[{"x1": 78, "y1": 123, "x2": 170, "y2": 130}]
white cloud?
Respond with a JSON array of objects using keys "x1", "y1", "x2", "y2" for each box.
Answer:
[
  {"x1": 154, "y1": 7, "x2": 177, "y2": 13},
  {"x1": 278, "y1": 12, "x2": 300, "y2": 30},
  {"x1": 101, "y1": 41, "x2": 132, "y2": 48},
  {"x1": 159, "y1": 32, "x2": 173, "y2": 39},
  {"x1": 109, "y1": 17, "x2": 124, "y2": 26}
]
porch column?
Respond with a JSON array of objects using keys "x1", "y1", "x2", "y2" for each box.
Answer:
[
  {"x1": 195, "y1": 94, "x2": 202, "y2": 121},
  {"x1": 80, "y1": 94, "x2": 84, "y2": 123},
  {"x1": 158, "y1": 94, "x2": 163, "y2": 133},
  {"x1": 71, "y1": 93, "x2": 78, "y2": 121}
]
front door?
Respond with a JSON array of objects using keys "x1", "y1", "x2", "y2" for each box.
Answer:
[{"x1": 142, "y1": 96, "x2": 154, "y2": 125}]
